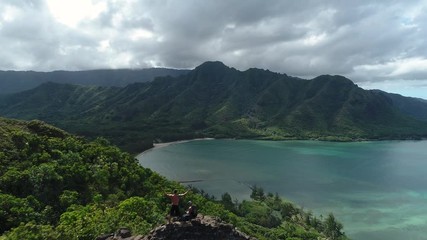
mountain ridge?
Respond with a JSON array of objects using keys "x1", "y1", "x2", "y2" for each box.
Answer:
[
  {"x1": 0, "y1": 68, "x2": 190, "y2": 95},
  {"x1": 1, "y1": 61, "x2": 427, "y2": 152}
]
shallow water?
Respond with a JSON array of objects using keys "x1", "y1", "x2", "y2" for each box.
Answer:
[{"x1": 137, "y1": 139, "x2": 427, "y2": 240}]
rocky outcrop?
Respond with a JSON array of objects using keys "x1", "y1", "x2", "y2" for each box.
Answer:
[{"x1": 97, "y1": 215, "x2": 256, "y2": 240}]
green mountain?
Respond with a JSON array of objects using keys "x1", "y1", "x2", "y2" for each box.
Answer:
[
  {"x1": 1, "y1": 61, "x2": 427, "y2": 152},
  {"x1": 377, "y1": 90, "x2": 427, "y2": 121},
  {"x1": 0, "y1": 117, "x2": 347, "y2": 240},
  {"x1": 0, "y1": 68, "x2": 189, "y2": 95}
]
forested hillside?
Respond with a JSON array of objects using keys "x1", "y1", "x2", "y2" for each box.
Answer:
[
  {"x1": 1, "y1": 62, "x2": 427, "y2": 153},
  {"x1": 0, "y1": 117, "x2": 347, "y2": 239},
  {"x1": 0, "y1": 68, "x2": 189, "y2": 95}
]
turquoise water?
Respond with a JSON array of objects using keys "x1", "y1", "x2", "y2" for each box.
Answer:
[{"x1": 137, "y1": 139, "x2": 427, "y2": 240}]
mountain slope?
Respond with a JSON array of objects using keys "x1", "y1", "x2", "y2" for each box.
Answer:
[
  {"x1": 1, "y1": 61, "x2": 427, "y2": 152},
  {"x1": 0, "y1": 117, "x2": 347, "y2": 240},
  {"x1": 0, "y1": 68, "x2": 189, "y2": 95},
  {"x1": 378, "y1": 91, "x2": 427, "y2": 121}
]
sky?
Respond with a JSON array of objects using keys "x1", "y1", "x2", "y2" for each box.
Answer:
[{"x1": 1, "y1": 0, "x2": 427, "y2": 99}]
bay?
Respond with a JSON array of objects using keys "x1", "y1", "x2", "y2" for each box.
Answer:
[{"x1": 137, "y1": 139, "x2": 427, "y2": 240}]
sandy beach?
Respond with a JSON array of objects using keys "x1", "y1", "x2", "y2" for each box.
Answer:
[{"x1": 136, "y1": 138, "x2": 214, "y2": 157}]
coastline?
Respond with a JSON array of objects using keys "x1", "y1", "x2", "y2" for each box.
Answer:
[
  {"x1": 135, "y1": 136, "x2": 426, "y2": 158},
  {"x1": 136, "y1": 138, "x2": 215, "y2": 158}
]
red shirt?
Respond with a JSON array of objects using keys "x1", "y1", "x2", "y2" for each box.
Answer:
[{"x1": 168, "y1": 194, "x2": 180, "y2": 205}]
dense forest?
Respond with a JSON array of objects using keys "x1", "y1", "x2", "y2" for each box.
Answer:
[
  {"x1": 1, "y1": 62, "x2": 427, "y2": 153},
  {"x1": 0, "y1": 117, "x2": 347, "y2": 239}
]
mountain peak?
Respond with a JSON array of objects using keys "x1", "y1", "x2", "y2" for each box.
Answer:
[
  {"x1": 190, "y1": 61, "x2": 233, "y2": 82},
  {"x1": 311, "y1": 74, "x2": 356, "y2": 87},
  {"x1": 195, "y1": 61, "x2": 229, "y2": 71}
]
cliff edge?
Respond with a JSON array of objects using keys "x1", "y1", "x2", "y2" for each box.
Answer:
[{"x1": 97, "y1": 215, "x2": 256, "y2": 240}]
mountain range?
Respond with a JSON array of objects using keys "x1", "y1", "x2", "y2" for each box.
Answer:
[
  {"x1": 1, "y1": 61, "x2": 427, "y2": 152},
  {"x1": 0, "y1": 68, "x2": 189, "y2": 95}
]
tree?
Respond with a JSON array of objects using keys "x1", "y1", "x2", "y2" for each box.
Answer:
[
  {"x1": 0, "y1": 194, "x2": 37, "y2": 233},
  {"x1": 220, "y1": 192, "x2": 235, "y2": 212},
  {"x1": 59, "y1": 190, "x2": 79, "y2": 210},
  {"x1": 2, "y1": 222, "x2": 58, "y2": 240},
  {"x1": 28, "y1": 163, "x2": 63, "y2": 205},
  {"x1": 323, "y1": 213, "x2": 344, "y2": 240},
  {"x1": 250, "y1": 185, "x2": 265, "y2": 201},
  {"x1": 0, "y1": 168, "x2": 32, "y2": 197}
]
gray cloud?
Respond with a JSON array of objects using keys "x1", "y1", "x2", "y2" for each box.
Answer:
[{"x1": 1, "y1": 0, "x2": 427, "y2": 98}]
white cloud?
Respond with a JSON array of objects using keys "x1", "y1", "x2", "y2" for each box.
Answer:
[
  {"x1": 353, "y1": 57, "x2": 427, "y2": 80},
  {"x1": 129, "y1": 29, "x2": 154, "y2": 41},
  {"x1": 2, "y1": 5, "x2": 20, "y2": 22},
  {"x1": 46, "y1": 0, "x2": 106, "y2": 28},
  {"x1": 1, "y1": 0, "x2": 427, "y2": 98}
]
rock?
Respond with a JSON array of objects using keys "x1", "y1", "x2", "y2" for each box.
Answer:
[
  {"x1": 97, "y1": 215, "x2": 256, "y2": 240},
  {"x1": 100, "y1": 227, "x2": 136, "y2": 240},
  {"x1": 117, "y1": 228, "x2": 132, "y2": 238},
  {"x1": 140, "y1": 215, "x2": 256, "y2": 240},
  {"x1": 96, "y1": 233, "x2": 113, "y2": 240}
]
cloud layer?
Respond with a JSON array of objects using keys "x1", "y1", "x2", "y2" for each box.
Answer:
[{"x1": 1, "y1": 0, "x2": 427, "y2": 98}]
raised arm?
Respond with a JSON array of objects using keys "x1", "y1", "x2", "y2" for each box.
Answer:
[{"x1": 179, "y1": 190, "x2": 189, "y2": 196}]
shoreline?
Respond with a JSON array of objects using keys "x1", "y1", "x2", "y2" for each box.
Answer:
[
  {"x1": 136, "y1": 138, "x2": 215, "y2": 157},
  {"x1": 135, "y1": 137, "x2": 427, "y2": 158}
]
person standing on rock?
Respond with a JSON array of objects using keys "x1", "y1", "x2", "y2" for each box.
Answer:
[{"x1": 165, "y1": 189, "x2": 189, "y2": 223}]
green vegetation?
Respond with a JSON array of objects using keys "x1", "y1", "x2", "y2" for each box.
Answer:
[
  {"x1": 1, "y1": 62, "x2": 427, "y2": 154},
  {"x1": 0, "y1": 68, "x2": 189, "y2": 95},
  {"x1": 0, "y1": 117, "x2": 347, "y2": 239},
  {"x1": 5, "y1": 61, "x2": 426, "y2": 239}
]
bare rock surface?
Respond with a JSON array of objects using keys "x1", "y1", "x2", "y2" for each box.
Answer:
[{"x1": 97, "y1": 215, "x2": 257, "y2": 240}]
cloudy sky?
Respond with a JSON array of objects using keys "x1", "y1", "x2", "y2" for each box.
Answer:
[{"x1": 1, "y1": 0, "x2": 427, "y2": 99}]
